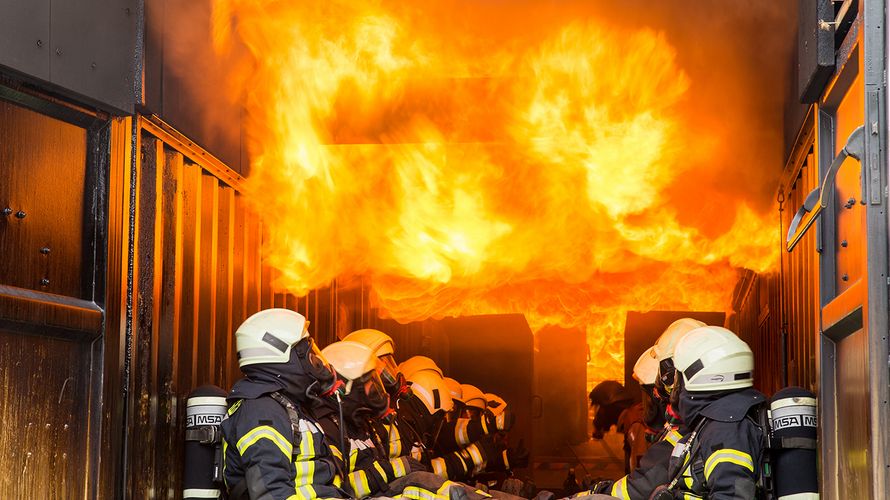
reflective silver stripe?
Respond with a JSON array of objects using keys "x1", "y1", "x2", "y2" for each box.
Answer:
[
  {"x1": 778, "y1": 494, "x2": 819, "y2": 500},
  {"x1": 182, "y1": 489, "x2": 220, "y2": 498},
  {"x1": 238, "y1": 347, "x2": 280, "y2": 359},
  {"x1": 771, "y1": 397, "x2": 817, "y2": 410},
  {"x1": 186, "y1": 397, "x2": 228, "y2": 407}
]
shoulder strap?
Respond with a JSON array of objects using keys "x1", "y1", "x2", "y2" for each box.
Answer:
[
  {"x1": 664, "y1": 417, "x2": 708, "y2": 492},
  {"x1": 269, "y1": 392, "x2": 302, "y2": 456}
]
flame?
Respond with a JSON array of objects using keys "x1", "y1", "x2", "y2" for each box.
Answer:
[{"x1": 212, "y1": 1, "x2": 778, "y2": 382}]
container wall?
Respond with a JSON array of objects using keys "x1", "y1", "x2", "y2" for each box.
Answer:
[{"x1": 0, "y1": 89, "x2": 111, "y2": 499}]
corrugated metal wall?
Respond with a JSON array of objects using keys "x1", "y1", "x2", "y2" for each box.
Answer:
[
  {"x1": 126, "y1": 116, "x2": 320, "y2": 498},
  {"x1": 731, "y1": 111, "x2": 820, "y2": 396}
]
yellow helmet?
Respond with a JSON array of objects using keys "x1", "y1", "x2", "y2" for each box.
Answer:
[
  {"x1": 443, "y1": 377, "x2": 463, "y2": 403},
  {"x1": 343, "y1": 329, "x2": 395, "y2": 357},
  {"x1": 460, "y1": 384, "x2": 486, "y2": 410},
  {"x1": 484, "y1": 393, "x2": 507, "y2": 417},
  {"x1": 653, "y1": 318, "x2": 707, "y2": 362},
  {"x1": 321, "y1": 341, "x2": 377, "y2": 395},
  {"x1": 399, "y1": 356, "x2": 443, "y2": 379},
  {"x1": 406, "y1": 370, "x2": 454, "y2": 414}
]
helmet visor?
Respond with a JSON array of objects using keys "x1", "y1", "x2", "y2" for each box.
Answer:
[
  {"x1": 358, "y1": 370, "x2": 390, "y2": 410},
  {"x1": 377, "y1": 354, "x2": 401, "y2": 390}
]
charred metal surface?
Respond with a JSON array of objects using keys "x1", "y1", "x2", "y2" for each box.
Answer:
[
  {"x1": 0, "y1": 329, "x2": 91, "y2": 498},
  {"x1": 0, "y1": 86, "x2": 115, "y2": 499},
  {"x1": 124, "y1": 116, "x2": 298, "y2": 497},
  {"x1": 0, "y1": 99, "x2": 88, "y2": 298}
]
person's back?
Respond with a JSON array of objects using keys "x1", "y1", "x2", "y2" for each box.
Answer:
[{"x1": 221, "y1": 308, "x2": 346, "y2": 500}]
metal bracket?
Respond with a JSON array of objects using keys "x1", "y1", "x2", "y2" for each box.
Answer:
[{"x1": 786, "y1": 125, "x2": 865, "y2": 252}]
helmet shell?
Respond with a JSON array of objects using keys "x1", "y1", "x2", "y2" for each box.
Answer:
[
  {"x1": 674, "y1": 326, "x2": 754, "y2": 391},
  {"x1": 407, "y1": 370, "x2": 454, "y2": 414},
  {"x1": 399, "y1": 356, "x2": 443, "y2": 379},
  {"x1": 633, "y1": 347, "x2": 659, "y2": 386},
  {"x1": 484, "y1": 393, "x2": 507, "y2": 417},
  {"x1": 235, "y1": 308, "x2": 309, "y2": 367},
  {"x1": 653, "y1": 318, "x2": 707, "y2": 362},
  {"x1": 461, "y1": 384, "x2": 486, "y2": 410},
  {"x1": 322, "y1": 341, "x2": 377, "y2": 383},
  {"x1": 343, "y1": 329, "x2": 395, "y2": 357},
  {"x1": 443, "y1": 377, "x2": 463, "y2": 403}
]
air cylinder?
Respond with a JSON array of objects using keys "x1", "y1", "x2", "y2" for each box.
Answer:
[
  {"x1": 183, "y1": 385, "x2": 229, "y2": 500},
  {"x1": 770, "y1": 386, "x2": 818, "y2": 499}
]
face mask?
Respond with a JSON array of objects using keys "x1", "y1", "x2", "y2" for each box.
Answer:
[{"x1": 292, "y1": 337, "x2": 341, "y2": 398}]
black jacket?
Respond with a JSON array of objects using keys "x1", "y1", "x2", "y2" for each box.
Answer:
[{"x1": 670, "y1": 387, "x2": 766, "y2": 500}]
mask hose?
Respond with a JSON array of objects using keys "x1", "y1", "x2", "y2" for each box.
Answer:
[{"x1": 336, "y1": 391, "x2": 347, "y2": 467}]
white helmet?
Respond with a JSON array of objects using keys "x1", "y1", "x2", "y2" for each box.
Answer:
[
  {"x1": 399, "y1": 356, "x2": 443, "y2": 379},
  {"x1": 653, "y1": 318, "x2": 707, "y2": 362},
  {"x1": 633, "y1": 347, "x2": 659, "y2": 386},
  {"x1": 407, "y1": 370, "x2": 454, "y2": 415},
  {"x1": 235, "y1": 308, "x2": 310, "y2": 367},
  {"x1": 673, "y1": 326, "x2": 754, "y2": 392}
]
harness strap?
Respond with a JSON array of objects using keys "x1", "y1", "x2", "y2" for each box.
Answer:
[{"x1": 269, "y1": 392, "x2": 303, "y2": 459}]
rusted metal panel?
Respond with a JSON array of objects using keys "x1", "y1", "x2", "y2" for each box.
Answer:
[
  {"x1": 0, "y1": 98, "x2": 88, "y2": 298},
  {"x1": 0, "y1": 89, "x2": 119, "y2": 499},
  {"x1": 0, "y1": 329, "x2": 91, "y2": 498}
]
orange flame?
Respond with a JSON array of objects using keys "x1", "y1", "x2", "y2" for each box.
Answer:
[{"x1": 212, "y1": 1, "x2": 777, "y2": 382}]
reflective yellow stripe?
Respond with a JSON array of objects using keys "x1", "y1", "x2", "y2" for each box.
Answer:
[
  {"x1": 329, "y1": 444, "x2": 343, "y2": 461},
  {"x1": 391, "y1": 457, "x2": 407, "y2": 478},
  {"x1": 373, "y1": 461, "x2": 388, "y2": 481},
  {"x1": 294, "y1": 459, "x2": 316, "y2": 487},
  {"x1": 349, "y1": 470, "x2": 372, "y2": 498},
  {"x1": 474, "y1": 490, "x2": 492, "y2": 498},
  {"x1": 496, "y1": 413, "x2": 505, "y2": 430},
  {"x1": 349, "y1": 447, "x2": 359, "y2": 472},
  {"x1": 389, "y1": 424, "x2": 402, "y2": 458},
  {"x1": 431, "y1": 457, "x2": 447, "y2": 477},
  {"x1": 481, "y1": 416, "x2": 489, "y2": 434},
  {"x1": 396, "y1": 486, "x2": 447, "y2": 500},
  {"x1": 297, "y1": 424, "x2": 317, "y2": 461},
  {"x1": 704, "y1": 448, "x2": 754, "y2": 481},
  {"x1": 665, "y1": 429, "x2": 683, "y2": 446},
  {"x1": 294, "y1": 484, "x2": 316, "y2": 500},
  {"x1": 227, "y1": 399, "x2": 242, "y2": 415},
  {"x1": 502, "y1": 450, "x2": 509, "y2": 469},
  {"x1": 609, "y1": 476, "x2": 630, "y2": 500},
  {"x1": 465, "y1": 443, "x2": 484, "y2": 467},
  {"x1": 236, "y1": 425, "x2": 293, "y2": 457},
  {"x1": 411, "y1": 448, "x2": 423, "y2": 461},
  {"x1": 456, "y1": 420, "x2": 470, "y2": 446},
  {"x1": 682, "y1": 494, "x2": 703, "y2": 500},
  {"x1": 683, "y1": 475, "x2": 693, "y2": 488}
]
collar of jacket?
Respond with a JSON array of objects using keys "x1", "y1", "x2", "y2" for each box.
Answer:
[{"x1": 681, "y1": 387, "x2": 765, "y2": 424}]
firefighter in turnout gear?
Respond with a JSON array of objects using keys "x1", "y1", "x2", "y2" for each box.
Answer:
[
  {"x1": 652, "y1": 326, "x2": 765, "y2": 500},
  {"x1": 575, "y1": 346, "x2": 685, "y2": 500},
  {"x1": 312, "y1": 340, "x2": 429, "y2": 499},
  {"x1": 221, "y1": 309, "x2": 346, "y2": 500}
]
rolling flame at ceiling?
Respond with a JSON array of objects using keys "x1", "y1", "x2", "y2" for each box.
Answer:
[{"x1": 210, "y1": 0, "x2": 783, "y2": 375}]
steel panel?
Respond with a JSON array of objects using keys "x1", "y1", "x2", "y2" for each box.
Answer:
[
  {"x1": 833, "y1": 328, "x2": 871, "y2": 498},
  {"x1": 49, "y1": 0, "x2": 137, "y2": 112},
  {"x1": 0, "y1": 0, "x2": 50, "y2": 80}
]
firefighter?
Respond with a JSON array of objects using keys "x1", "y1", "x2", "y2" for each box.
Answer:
[
  {"x1": 588, "y1": 380, "x2": 636, "y2": 440},
  {"x1": 313, "y1": 340, "x2": 429, "y2": 499},
  {"x1": 343, "y1": 328, "x2": 409, "y2": 404},
  {"x1": 443, "y1": 377, "x2": 465, "y2": 423},
  {"x1": 651, "y1": 326, "x2": 765, "y2": 500},
  {"x1": 220, "y1": 309, "x2": 345, "y2": 500},
  {"x1": 577, "y1": 320, "x2": 708, "y2": 500}
]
